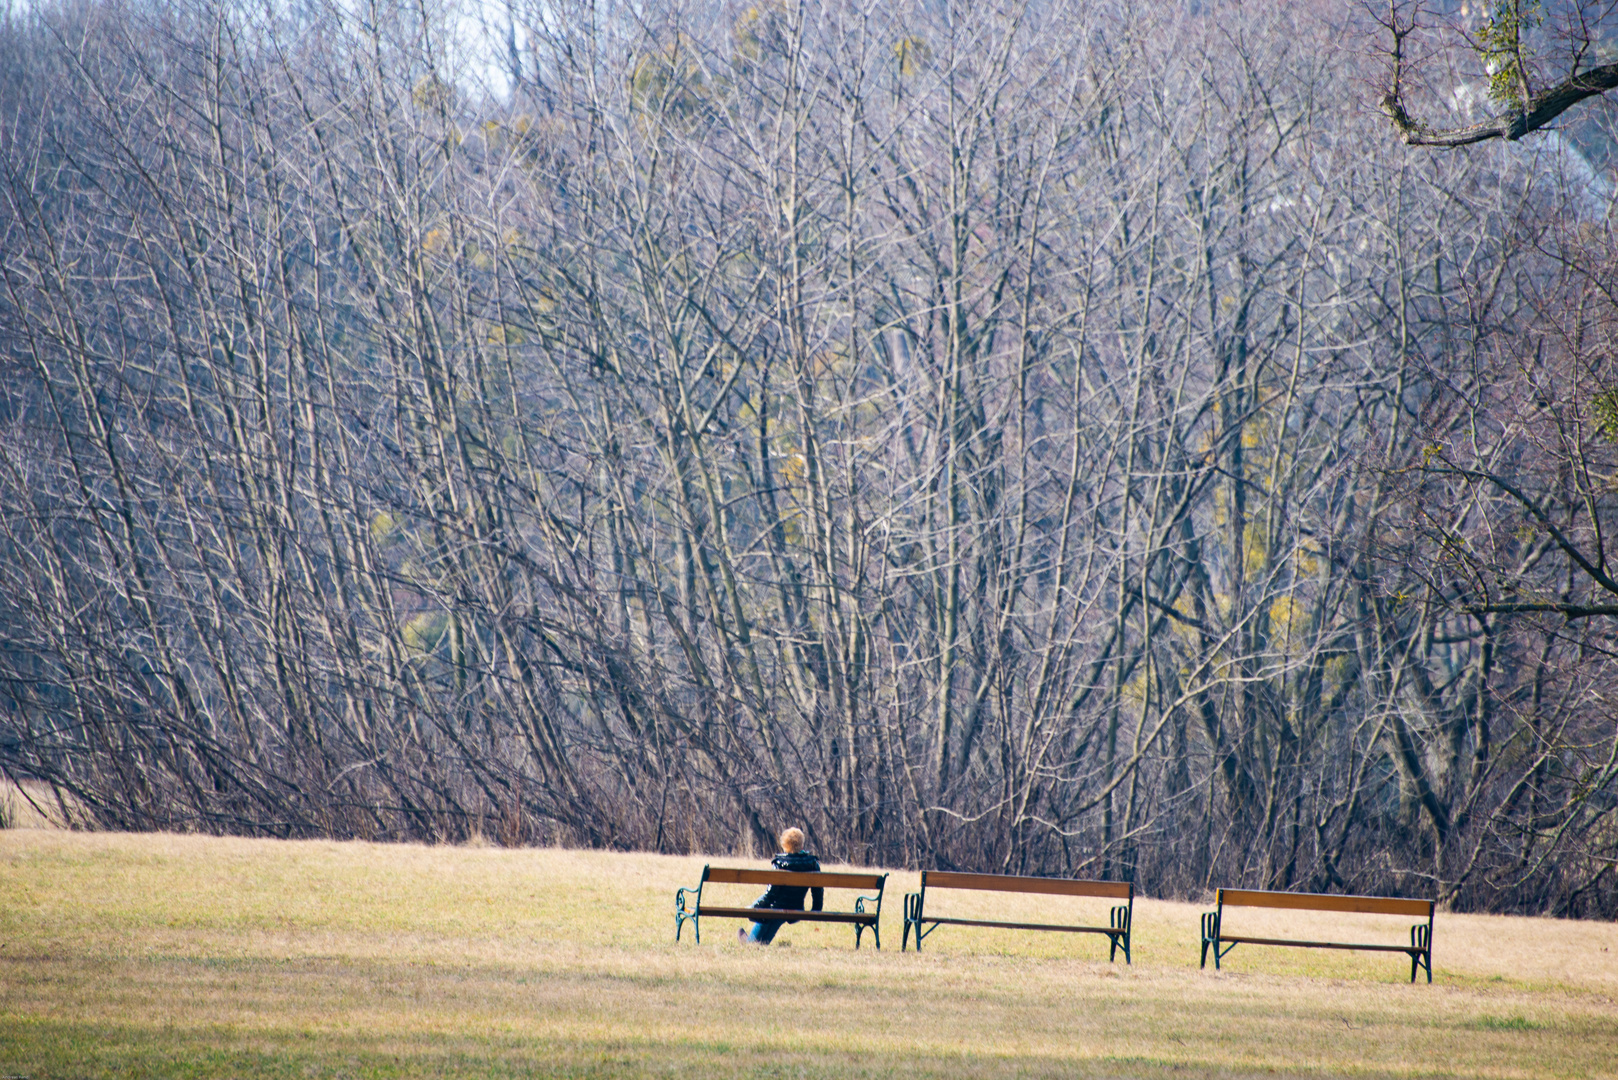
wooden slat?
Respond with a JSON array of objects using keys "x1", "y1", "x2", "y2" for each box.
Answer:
[
  {"x1": 924, "y1": 871, "x2": 1131, "y2": 899},
  {"x1": 920, "y1": 916, "x2": 1123, "y2": 936},
  {"x1": 703, "y1": 868, "x2": 884, "y2": 890},
  {"x1": 1216, "y1": 934, "x2": 1423, "y2": 954},
  {"x1": 697, "y1": 906, "x2": 877, "y2": 924},
  {"x1": 1217, "y1": 888, "x2": 1433, "y2": 917}
]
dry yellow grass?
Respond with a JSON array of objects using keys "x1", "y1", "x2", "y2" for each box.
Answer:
[{"x1": 2, "y1": 830, "x2": 1615, "y2": 1078}]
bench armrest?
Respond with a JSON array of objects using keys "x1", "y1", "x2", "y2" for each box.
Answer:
[
  {"x1": 853, "y1": 894, "x2": 882, "y2": 915},
  {"x1": 675, "y1": 884, "x2": 701, "y2": 914},
  {"x1": 674, "y1": 878, "x2": 707, "y2": 943}
]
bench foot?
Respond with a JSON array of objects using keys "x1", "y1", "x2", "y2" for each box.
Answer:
[
  {"x1": 902, "y1": 892, "x2": 921, "y2": 952},
  {"x1": 1109, "y1": 904, "x2": 1131, "y2": 964},
  {"x1": 1411, "y1": 923, "x2": 1432, "y2": 983},
  {"x1": 1200, "y1": 911, "x2": 1220, "y2": 969}
]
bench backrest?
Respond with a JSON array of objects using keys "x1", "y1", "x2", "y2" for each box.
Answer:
[
  {"x1": 703, "y1": 866, "x2": 885, "y2": 891},
  {"x1": 923, "y1": 871, "x2": 1132, "y2": 900},
  {"x1": 1217, "y1": 888, "x2": 1433, "y2": 918}
]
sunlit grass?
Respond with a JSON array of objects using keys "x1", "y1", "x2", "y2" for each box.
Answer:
[{"x1": 2, "y1": 830, "x2": 1615, "y2": 1078}]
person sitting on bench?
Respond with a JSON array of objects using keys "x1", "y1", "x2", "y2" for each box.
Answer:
[{"x1": 739, "y1": 828, "x2": 823, "y2": 945}]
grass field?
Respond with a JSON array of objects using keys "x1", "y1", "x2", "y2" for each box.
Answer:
[{"x1": 2, "y1": 827, "x2": 1615, "y2": 1079}]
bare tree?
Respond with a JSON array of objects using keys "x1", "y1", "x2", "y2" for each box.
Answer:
[{"x1": 0, "y1": 0, "x2": 1613, "y2": 914}]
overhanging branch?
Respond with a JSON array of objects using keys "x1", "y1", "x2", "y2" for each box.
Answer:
[
  {"x1": 1467, "y1": 602, "x2": 1618, "y2": 619},
  {"x1": 1382, "y1": 62, "x2": 1618, "y2": 147}
]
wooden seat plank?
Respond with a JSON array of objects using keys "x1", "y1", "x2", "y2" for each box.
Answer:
[
  {"x1": 1218, "y1": 888, "x2": 1433, "y2": 918},
  {"x1": 1219, "y1": 934, "x2": 1422, "y2": 953},
  {"x1": 924, "y1": 872, "x2": 1132, "y2": 899},
  {"x1": 923, "y1": 915, "x2": 1124, "y2": 935},
  {"x1": 698, "y1": 906, "x2": 876, "y2": 924},
  {"x1": 702, "y1": 868, "x2": 883, "y2": 890}
]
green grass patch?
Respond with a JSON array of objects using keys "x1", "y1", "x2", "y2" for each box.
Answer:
[{"x1": 1467, "y1": 1016, "x2": 1543, "y2": 1031}]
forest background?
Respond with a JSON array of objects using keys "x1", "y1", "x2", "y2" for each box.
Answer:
[{"x1": 2, "y1": 0, "x2": 1617, "y2": 918}]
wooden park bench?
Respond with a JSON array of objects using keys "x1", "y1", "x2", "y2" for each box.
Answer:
[
  {"x1": 901, "y1": 871, "x2": 1134, "y2": 962},
  {"x1": 673, "y1": 865, "x2": 888, "y2": 948},
  {"x1": 1200, "y1": 888, "x2": 1435, "y2": 982}
]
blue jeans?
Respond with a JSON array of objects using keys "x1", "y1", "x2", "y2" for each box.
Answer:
[{"x1": 744, "y1": 914, "x2": 784, "y2": 943}]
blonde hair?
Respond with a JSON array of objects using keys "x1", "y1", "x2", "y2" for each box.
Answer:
[{"x1": 779, "y1": 827, "x2": 805, "y2": 853}]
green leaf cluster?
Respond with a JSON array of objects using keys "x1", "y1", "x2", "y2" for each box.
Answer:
[
  {"x1": 1477, "y1": 1, "x2": 1543, "y2": 108},
  {"x1": 1591, "y1": 387, "x2": 1618, "y2": 440}
]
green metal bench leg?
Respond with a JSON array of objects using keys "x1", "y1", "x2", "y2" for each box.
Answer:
[
  {"x1": 1200, "y1": 911, "x2": 1215, "y2": 969},
  {"x1": 902, "y1": 892, "x2": 919, "y2": 952},
  {"x1": 1411, "y1": 923, "x2": 1432, "y2": 983},
  {"x1": 1109, "y1": 904, "x2": 1131, "y2": 964}
]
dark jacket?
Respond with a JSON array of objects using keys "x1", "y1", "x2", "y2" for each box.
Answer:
[{"x1": 752, "y1": 851, "x2": 823, "y2": 916}]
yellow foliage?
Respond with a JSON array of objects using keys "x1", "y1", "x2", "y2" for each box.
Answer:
[
  {"x1": 780, "y1": 450, "x2": 807, "y2": 489},
  {"x1": 1323, "y1": 652, "x2": 1352, "y2": 690},
  {"x1": 487, "y1": 324, "x2": 528, "y2": 346},
  {"x1": 1268, "y1": 595, "x2": 1306, "y2": 644},
  {"x1": 1241, "y1": 412, "x2": 1274, "y2": 450},
  {"x1": 893, "y1": 36, "x2": 931, "y2": 76},
  {"x1": 630, "y1": 35, "x2": 710, "y2": 124},
  {"x1": 733, "y1": 2, "x2": 789, "y2": 62},
  {"x1": 412, "y1": 74, "x2": 454, "y2": 112},
  {"x1": 1295, "y1": 538, "x2": 1322, "y2": 578},
  {"x1": 1243, "y1": 522, "x2": 1269, "y2": 578},
  {"x1": 401, "y1": 611, "x2": 449, "y2": 655},
  {"x1": 810, "y1": 345, "x2": 853, "y2": 380},
  {"x1": 369, "y1": 511, "x2": 398, "y2": 544},
  {"x1": 1121, "y1": 667, "x2": 1149, "y2": 707}
]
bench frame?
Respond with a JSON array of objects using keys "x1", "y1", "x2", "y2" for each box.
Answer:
[
  {"x1": 674, "y1": 865, "x2": 888, "y2": 948},
  {"x1": 1200, "y1": 888, "x2": 1435, "y2": 983},
  {"x1": 901, "y1": 871, "x2": 1134, "y2": 962}
]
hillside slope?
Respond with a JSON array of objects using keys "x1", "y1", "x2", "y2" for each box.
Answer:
[{"x1": 1, "y1": 832, "x2": 1614, "y2": 1078}]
